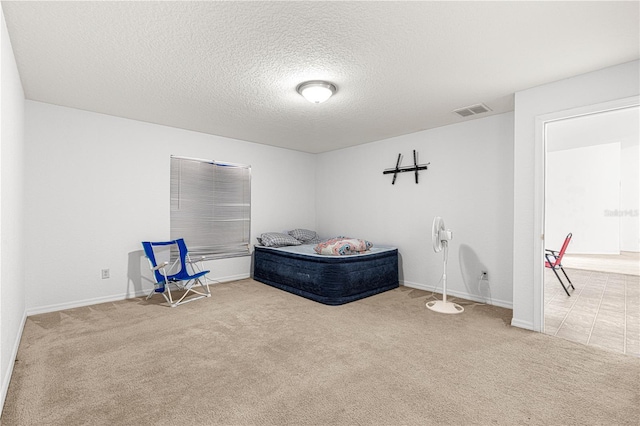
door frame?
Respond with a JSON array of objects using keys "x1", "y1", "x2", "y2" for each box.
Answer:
[{"x1": 533, "y1": 96, "x2": 639, "y2": 332}]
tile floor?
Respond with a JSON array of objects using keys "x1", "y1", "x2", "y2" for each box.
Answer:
[
  {"x1": 562, "y1": 251, "x2": 640, "y2": 276},
  {"x1": 544, "y1": 267, "x2": 640, "y2": 357}
]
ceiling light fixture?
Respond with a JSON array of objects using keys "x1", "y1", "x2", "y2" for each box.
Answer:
[{"x1": 296, "y1": 80, "x2": 337, "y2": 104}]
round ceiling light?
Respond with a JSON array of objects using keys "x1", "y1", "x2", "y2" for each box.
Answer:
[{"x1": 296, "y1": 80, "x2": 337, "y2": 104}]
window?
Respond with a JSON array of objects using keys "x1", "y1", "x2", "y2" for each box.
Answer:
[{"x1": 170, "y1": 156, "x2": 251, "y2": 259}]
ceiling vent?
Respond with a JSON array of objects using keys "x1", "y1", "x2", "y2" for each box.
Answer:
[{"x1": 453, "y1": 103, "x2": 492, "y2": 118}]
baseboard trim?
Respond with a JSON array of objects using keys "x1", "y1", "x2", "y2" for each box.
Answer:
[
  {"x1": 207, "y1": 273, "x2": 251, "y2": 285},
  {"x1": 26, "y1": 274, "x2": 250, "y2": 316},
  {"x1": 1, "y1": 310, "x2": 27, "y2": 417},
  {"x1": 402, "y1": 280, "x2": 513, "y2": 309},
  {"x1": 510, "y1": 317, "x2": 534, "y2": 330}
]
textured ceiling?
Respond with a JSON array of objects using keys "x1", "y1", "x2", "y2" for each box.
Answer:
[{"x1": 2, "y1": 1, "x2": 639, "y2": 153}]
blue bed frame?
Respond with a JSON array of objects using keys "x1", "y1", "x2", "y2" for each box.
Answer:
[{"x1": 253, "y1": 246, "x2": 399, "y2": 305}]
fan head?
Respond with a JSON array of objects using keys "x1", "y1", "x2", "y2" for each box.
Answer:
[
  {"x1": 432, "y1": 216, "x2": 453, "y2": 253},
  {"x1": 432, "y1": 216, "x2": 445, "y2": 253}
]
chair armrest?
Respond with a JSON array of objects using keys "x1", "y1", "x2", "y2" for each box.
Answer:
[
  {"x1": 152, "y1": 261, "x2": 169, "y2": 271},
  {"x1": 186, "y1": 256, "x2": 206, "y2": 264},
  {"x1": 545, "y1": 252, "x2": 557, "y2": 265}
]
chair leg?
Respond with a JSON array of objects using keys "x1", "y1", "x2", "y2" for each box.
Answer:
[
  {"x1": 147, "y1": 283, "x2": 165, "y2": 300},
  {"x1": 167, "y1": 278, "x2": 210, "y2": 307},
  {"x1": 551, "y1": 267, "x2": 572, "y2": 296},
  {"x1": 162, "y1": 286, "x2": 174, "y2": 306},
  {"x1": 147, "y1": 279, "x2": 210, "y2": 307},
  {"x1": 198, "y1": 277, "x2": 212, "y2": 297},
  {"x1": 559, "y1": 266, "x2": 575, "y2": 290}
]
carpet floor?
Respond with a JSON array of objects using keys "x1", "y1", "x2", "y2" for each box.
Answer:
[{"x1": 2, "y1": 279, "x2": 639, "y2": 425}]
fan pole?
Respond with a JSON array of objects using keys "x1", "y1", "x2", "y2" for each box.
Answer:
[
  {"x1": 426, "y1": 232, "x2": 464, "y2": 314},
  {"x1": 442, "y1": 243, "x2": 448, "y2": 304}
]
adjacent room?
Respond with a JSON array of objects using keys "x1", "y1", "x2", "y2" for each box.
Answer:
[
  {"x1": 1, "y1": 1, "x2": 638, "y2": 424},
  {"x1": 543, "y1": 105, "x2": 640, "y2": 356}
]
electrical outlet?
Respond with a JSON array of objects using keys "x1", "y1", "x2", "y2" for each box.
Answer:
[{"x1": 101, "y1": 269, "x2": 110, "y2": 279}]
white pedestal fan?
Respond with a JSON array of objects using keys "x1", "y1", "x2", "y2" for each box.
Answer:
[{"x1": 426, "y1": 216, "x2": 464, "y2": 314}]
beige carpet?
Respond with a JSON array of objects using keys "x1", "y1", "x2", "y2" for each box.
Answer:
[{"x1": 2, "y1": 279, "x2": 639, "y2": 425}]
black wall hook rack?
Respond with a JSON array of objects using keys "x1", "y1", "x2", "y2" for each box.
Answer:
[{"x1": 383, "y1": 150, "x2": 429, "y2": 184}]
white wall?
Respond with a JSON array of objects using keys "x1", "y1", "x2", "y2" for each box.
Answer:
[
  {"x1": 24, "y1": 101, "x2": 317, "y2": 314},
  {"x1": 316, "y1": 112, "x2": 514, "y2": 307},
  {"x1": 513, "y1": 60, "x2": 639, "y2": 331},
  {"x1": 545, "y1": 143, "x2": 621, "y2": 254},
  {"x1": 0, "y1": 8, "x2": 26, "y2": 413},
  {"x1": 620, "y1": 141, "x2": 639, "y2": 251},
  {"x1": 545, "y1": 106, "x2": 640, "y2": 253}
]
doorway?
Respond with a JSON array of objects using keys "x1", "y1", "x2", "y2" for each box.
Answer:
[{"x1": 542, "y1": 104, "x2": 639, "y2": 356}]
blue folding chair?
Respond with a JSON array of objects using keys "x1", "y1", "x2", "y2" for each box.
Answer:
[{"x1": 142, "y1": 239, "x2": 211, "y2": 307}]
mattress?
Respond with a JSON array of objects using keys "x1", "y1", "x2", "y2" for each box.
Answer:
[{"x1": 253, "y1": 244, "x2": 399, "y2": 305}]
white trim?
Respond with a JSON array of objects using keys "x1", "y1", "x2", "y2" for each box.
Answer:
[
  {"x1": 533, "y1": 95, "x2": 640, "y2": 332},
  {"x1": 402, "y1": 280, "x2": 513, "y2": 309},
  {"x1": 27, "y1": 290, "x2": 149, "y2": 316},
  {"x1": 536, "y1": 97, "x2": 640, "y2": 126},
  {"x1": 533, "y1": 115, "x2": 546, "y2": 332},
  {"x1": 0, "y1": 310, "x2": 27, "y2": 414},
  {"x1": 207, "y1": 273, "x2": 250, "y2": 286},
  {"x1": 27, "y1": 274, "x2": 250, "y2": 316},
  {"x1": 510, "y1": 317, "x2": 534, "y2": 331}
]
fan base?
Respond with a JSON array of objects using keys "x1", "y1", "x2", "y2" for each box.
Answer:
[{"x1": 426, "y1": 300, "x2": 464, "y2": 314}]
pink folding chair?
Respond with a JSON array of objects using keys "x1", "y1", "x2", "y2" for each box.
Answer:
[{"x1": 545, "y1": 233, "x2": 575, "y2": 296}]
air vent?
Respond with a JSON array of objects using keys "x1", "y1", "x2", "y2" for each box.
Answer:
[{"x1": 453, "y1": 103, "x2": 492, "y2": 118}]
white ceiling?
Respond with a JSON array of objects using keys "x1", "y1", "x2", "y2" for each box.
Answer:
[{"x1": 2, "y1": 1, "x2": 639, "y2": 154}]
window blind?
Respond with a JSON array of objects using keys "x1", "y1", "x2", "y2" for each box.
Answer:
[{"x1": 170, "y1": 156, "x2": 251, "y2": 259}]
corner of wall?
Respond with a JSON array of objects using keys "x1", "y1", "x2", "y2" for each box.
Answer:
[{"x1": 0, "y1": 5, "x2": 27, "y2": 415}]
